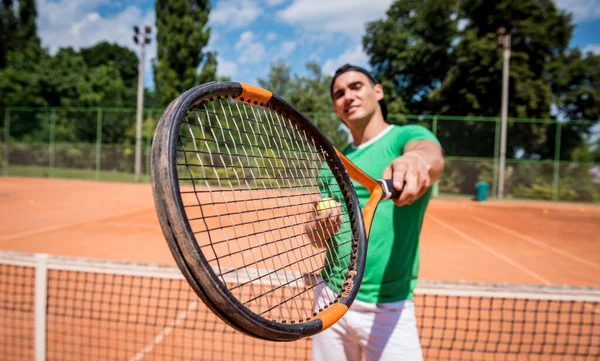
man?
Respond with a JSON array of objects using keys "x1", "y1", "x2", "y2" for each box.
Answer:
[{"x1": 309, "y1": 64, "x2": 444, "y2": 361}]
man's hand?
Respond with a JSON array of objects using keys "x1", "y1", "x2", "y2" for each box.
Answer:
[
  {"x1": 304, "y1": 196, "x2": 343, "y2": 248},
  {"x1": 382, "y1": 152, "x2": 432, "y2": 207}
]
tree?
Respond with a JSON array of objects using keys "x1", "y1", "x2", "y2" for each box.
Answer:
[
  {"x1": 364, "y1": 0, "x2": 458, "y2": 115},
  {"x1": 0, "y1": 0, "x2": 45, "y2": 109},
  {"x1": 259, "y1": 61, "x2": 349, "y2": 148},
  {"x1": 1, "y1": 0, "x2": 41, "y2": 69},
  {"x1": 17, "y1": 0, "x2": 39, "y2": 50},
  {"x1": 258, "y1": 61, "x2": 292, "y2": 97},
  {"x1": 80, "y1": 41, "x2": 139, "y2": 106},
  {"x1": 80, "y1": 42, "x2": 138, "y2": 88},
  {"x1": 154, "y1": 0, "x2": 214, "y2": 105},
  {"x1": 363, "y1": 0, "x2": 594, "y2": 160},
  {"x1": 0, "y1": 0, "x2": 18, "y2": 69},
  {"x1": 549, "y1": 50, "x2": 600, "y2": 122},
  {"x1": 432, "y1": 0, "x2": 572, "y2": 119},
  {"x1": 289, "y1": 63, "x2": 350, "y2": 148},
  {"x1": 546, "y1": 50, "x2": 600, "y2": 161}
]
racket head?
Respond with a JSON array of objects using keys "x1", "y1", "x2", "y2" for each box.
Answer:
[{"x1": 151, "y1": 81, "x2": 367, "y2": 341}]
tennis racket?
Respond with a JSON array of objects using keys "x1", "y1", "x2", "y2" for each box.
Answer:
[{"x1": 151, "y1": 81, "x2": 402, "y2": 342}]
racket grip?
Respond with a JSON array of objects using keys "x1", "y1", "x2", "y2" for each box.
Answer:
[{"x1": 379, "y1": 179, "x2": 403, "y2": 200}]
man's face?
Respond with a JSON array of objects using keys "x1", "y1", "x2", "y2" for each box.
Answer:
[{"x1": 331, "y1": 71, "x2": 383, "y2": 127}]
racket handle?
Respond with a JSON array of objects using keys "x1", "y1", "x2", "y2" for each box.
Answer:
[{"x1": 378, "y1": 179, "x2": 403, "y2": 200}]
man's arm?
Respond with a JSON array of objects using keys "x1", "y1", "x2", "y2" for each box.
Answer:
[{"x1": 382, "y1": 139, "x2": 444, "y2": 206}]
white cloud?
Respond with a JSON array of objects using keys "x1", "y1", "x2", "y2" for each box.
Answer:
[
  {"x1": 37, "y1": 0, "x2": 156, "y2": 86},
  {"x1": 235, "y1": 31, "x2": 266, "y2": 64},
  {"x1": 554, "y1": 0, "x2": 600, "y2": 22},
  {"x1": 277, "y1": 0, "x2": 394, "y2": 38},
  {"x1": 217, "y1": 56, "x2": 238, "y2": 77},
  {"x1": 266, "y1": 32, "x2": 278, "y2": 41},
  {"x1": 38, "y1": 0, "x2": 154, "y2": 53},
  {"x1": 583, "y1": 43, "x2": 600, "y2": 54},
  {"x1": 322, "y1": 44, "x2": 369, "y2": 75},
  {"x1": 210, "y1": 0, "x2": 263, "y2": 29},
  {"x1": 276, "y1": 41, "x2": 297, "y2": 59}
]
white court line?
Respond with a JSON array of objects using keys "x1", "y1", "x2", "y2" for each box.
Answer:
[
  {"x1": 472, "y1": 216, "x2": 600, "y2": 270},
  {"x1": 427, "y1": 215, "x2": 553, "y2": 285},
  {"x1": 127, "y1": 300, "x2": 199, "y2": 361},
  {"x1": 0, "y1": 206, "x2": 150, "y2": 242}
]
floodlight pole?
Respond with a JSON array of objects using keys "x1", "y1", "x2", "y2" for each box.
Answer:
[
  {"x1": 134, "y1": 25, "x2": 152, "y2": 182},
  {"x1": 497, "y1": 30, "x2": 511, "y2": 199}
]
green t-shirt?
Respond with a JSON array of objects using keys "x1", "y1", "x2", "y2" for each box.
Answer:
[{"x1": 322, "y1": 124, "x2": 440, "y2": 304}]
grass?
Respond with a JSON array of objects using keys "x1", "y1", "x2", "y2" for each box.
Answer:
[{"x1": 1, "y1": 165, "x2": 151, "y2": 183}]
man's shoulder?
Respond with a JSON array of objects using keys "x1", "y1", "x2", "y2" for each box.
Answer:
[
  {"x1": 392, "y1": 123, "x2": 430, "y2": 133},
  {"x1": 392, "y1": 123, "x2": 440, "y2": 145}
]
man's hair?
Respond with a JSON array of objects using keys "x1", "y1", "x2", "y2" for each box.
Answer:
[{"x1": 329, "y1": 64, "x2": 388, "y2": 121}]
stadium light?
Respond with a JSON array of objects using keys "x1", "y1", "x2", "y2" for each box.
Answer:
[
  {"x1": 496, "y1": 27, "x2": 511, "y2": 200},
  {"x1": 133, "y1": 25, "x2": 152, "y2": 182}
]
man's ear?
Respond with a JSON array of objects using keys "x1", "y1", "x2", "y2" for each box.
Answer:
[{"x1": 374, "y1": 84, "x2": 384, "y2": 101}]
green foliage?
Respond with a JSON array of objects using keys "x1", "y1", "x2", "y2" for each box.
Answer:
[
  {"x1": 80, "y1": 41, "x2": 139, "y2": 105},
  {"x1": 556, "y1": 51, "x2": 600, "y2": 121},
  {"x1": 154, "y1": 0, "x2": 213, "y2": 106},
  {"x1": 0, "y1": 22, "x2": 135, "y2": 143},
  {"x1": 259, "y1": 61, "x2": 292, "y2": 97},
  {"x1": 0, "y1": 51, "x2": 48, "y2": 107},
  {"x1": 364, "y1": 0, "x2": 458, "y2": 115},
  {"x1": 1, "y1": 0, "x2": 41, "y2": 69},
  {"x1": 364, "y1": 0, "x2": 598, "y2": 161},
  {"x1": 258, "y1": 61, "x2": 350, "y2": 148},
  {"x1": 511, "y1": 183, "x2": 574, "y2": 201}
]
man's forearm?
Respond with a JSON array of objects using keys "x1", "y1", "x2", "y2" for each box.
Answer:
[{"x1": 403, "y1": 141, "x2": 444, "y2": 184}]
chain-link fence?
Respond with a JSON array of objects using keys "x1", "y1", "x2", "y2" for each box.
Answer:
[
  {"x1": 1, "y1": 108, "x2": 599, "y2": 202},
  {"x1": 1, "y1": 108, "x2": 161, "y2": 182}
]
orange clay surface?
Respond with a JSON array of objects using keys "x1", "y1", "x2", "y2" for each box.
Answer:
[
  {"x1": 1, "y1": 177, "x2": 599, "y2": 361},
  {"x1": 2, "y1": 177, "x2": 598, "y2": 286}
]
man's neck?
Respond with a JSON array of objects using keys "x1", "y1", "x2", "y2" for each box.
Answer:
[{"x1": 350, "y1": 116, "x2": 390, "y2": 147}]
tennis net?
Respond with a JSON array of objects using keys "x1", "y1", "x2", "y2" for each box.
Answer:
[{"x1": 1, "y1": 251, "x2": 598, "y2": 361}]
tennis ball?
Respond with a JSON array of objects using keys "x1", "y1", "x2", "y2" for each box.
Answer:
[{"x1": 316, "y1": 198, "x2": 337, "y2": 215}]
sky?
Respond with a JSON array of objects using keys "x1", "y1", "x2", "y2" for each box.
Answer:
[{"x1": 35, "y1": 0, "x2": 600, "y2": 89}]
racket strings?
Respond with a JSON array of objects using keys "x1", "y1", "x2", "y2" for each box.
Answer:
[{"x1": 177, "y1": 97, "x2": 354, "y2": 323}]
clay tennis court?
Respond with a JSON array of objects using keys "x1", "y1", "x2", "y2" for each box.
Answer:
[
  {"x1": 2, "y1": 177, "x2": 598, "y2": 284},
  {"x1": 1, "y1": 177, "x2": 599, "y2": 360}
]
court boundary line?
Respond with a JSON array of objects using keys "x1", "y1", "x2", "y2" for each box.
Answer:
[
  {"x1": 471, "y1": 216, "x2": 600, "y2": 270},
  {"x1": 0, "y1": 206, "x2": 151, "y2": 242},
  {"x1": 127, "y1": 300, "x2": 199, "y2": 361},
  {"x1": 427, "y1": 215, "x2": 552, "y2": 285}
]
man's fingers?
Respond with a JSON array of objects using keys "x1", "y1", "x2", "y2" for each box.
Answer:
[
  {"x1": 382, "y1": 164, "x2": 393, "y2": 180},
  {"x1": 314, "y1": 202, "x2": 342, "y2": 232},
  {"x1": 392, "y1": 162, "x2": 408, "y2": 190},
  {"x1": 397, "y1": 169, "x2": 419, "y2": 205}
]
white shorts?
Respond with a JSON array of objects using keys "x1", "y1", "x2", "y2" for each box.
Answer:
[{"x1": 311, "y1": 282, "x2": 423, "y2": 361}]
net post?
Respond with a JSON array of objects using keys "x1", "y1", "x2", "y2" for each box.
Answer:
[
  {"x1": 552, "y1": 123, "x2": 562, "y2": 201},
  {"x1": 34, "y1": 253, "x2": 49, "y2": 361},
  {"x1": 3, "y1": 108, "x2": 9, "y2": 176}
]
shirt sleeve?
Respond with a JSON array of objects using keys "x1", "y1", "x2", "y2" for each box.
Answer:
[{"x1": 398, "y1": 124, "x2": 441, "y2": 152}]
